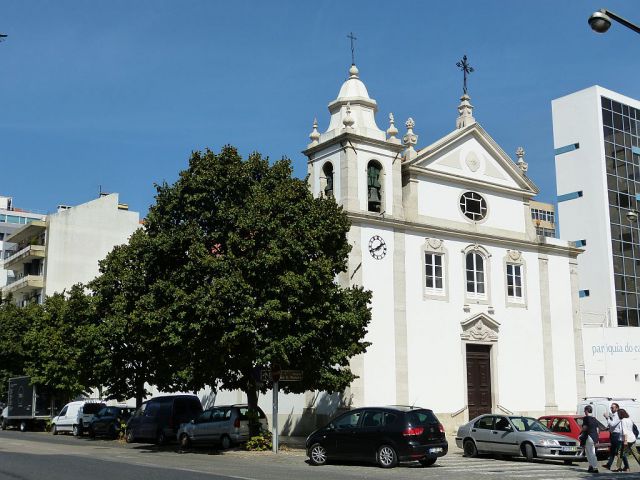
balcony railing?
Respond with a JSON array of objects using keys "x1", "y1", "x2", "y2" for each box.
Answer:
[
  {"x1": 2, "y1": 274, "x2": 44, "y2": 295},
  {"x1": 2, "y1": 244, "x2": 46, "y2": 270}
]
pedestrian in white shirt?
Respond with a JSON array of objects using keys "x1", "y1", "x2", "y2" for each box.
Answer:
[
  {"x1": 603, "y1": 402, "x2": 628, "y2": 470},
  {"x1": 614, "y1": 408, "x2": 640, "y2": 472}
]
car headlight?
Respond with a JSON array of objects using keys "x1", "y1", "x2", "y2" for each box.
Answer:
[{"x1": 537, "y1": 439, "x2": 560, "y2": 447}]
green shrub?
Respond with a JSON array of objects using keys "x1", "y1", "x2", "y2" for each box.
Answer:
[{"x1": 245, "y1": 430, "x2": 272, "y2": 451}]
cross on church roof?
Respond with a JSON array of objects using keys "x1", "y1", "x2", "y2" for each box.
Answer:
[
  {"x1": 347, "y1": 32, "x2": 357, "y2": 65},
  {"x1": 456, "y1": 55, "x2": 474, "y2": 95}
]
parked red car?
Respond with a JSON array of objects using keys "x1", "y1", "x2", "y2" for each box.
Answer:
[{"x1": 539, "y1": 415, "x2": 611, "y2": 459}]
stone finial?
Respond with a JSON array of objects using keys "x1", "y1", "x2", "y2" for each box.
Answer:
[
  {"x1": 386, "y1": 113, "x2": 399, "y2": 143},
  {"x1": 309, "y1": 118, "x2": 320, "y2": 146},
  {"x1": 349, "y1": 64, "x2": 359, "y2": 78},
  {"x1": 402, "y1": 117, "x2": 418, "y2": 160},
  {"x1": 343, "y1": 102, "x2": 355, "y2": 129},
  {"x1": 516, "y1": 146, "x2": 528, "y2": 173},
  {"x1": 456, "y1": 93, "x2": 476, "y2": 129}
]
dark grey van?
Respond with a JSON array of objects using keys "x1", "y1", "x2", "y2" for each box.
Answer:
[{"x1": 125, "y1": 395, "x2": 202, "y2": 445}]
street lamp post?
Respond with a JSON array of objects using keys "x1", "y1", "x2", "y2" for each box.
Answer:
[{"x1": 588, "y1": 8, "x2": 640, "y2": 35}]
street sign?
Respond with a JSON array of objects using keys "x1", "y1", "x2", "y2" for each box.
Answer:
[
  {"x1": 260, "y1": 369, "x2": 303, "y2": 383},
  {"x1": 279, "y1": 370, "x2": 303, "y2": 382}
]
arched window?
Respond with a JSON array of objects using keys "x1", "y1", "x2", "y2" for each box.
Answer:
[
  {"x1": 466, "y1": 251, "x2": 486, "y2": 298},
  {"x1": 322, "y1": 162, "x2": 334, "y2": 198},
  {"x1": 367, "y1": 161, "x2": 382, "y2": 212}
]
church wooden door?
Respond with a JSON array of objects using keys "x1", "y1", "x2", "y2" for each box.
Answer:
[{"x1": 466, "y1": 344, "x2": 492, "y2": 420}]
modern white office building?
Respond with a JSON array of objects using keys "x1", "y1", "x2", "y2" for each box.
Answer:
[
  {"x1": 1, "y1": 193, "x2": 140, "y2": 305},
  {"x1": 553, "y1": 86, "x2": 640, "y2": 398}
]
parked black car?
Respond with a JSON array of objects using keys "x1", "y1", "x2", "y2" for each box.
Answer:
[
  {"x1": 125, "y1": 395, "x2": 203, "y2": 445},
  {"x1": 88, "y1": 406, "x2": 135, "y2": 439},
  {"x1": 305, "y1": 406, "x2": 448, "y2": 468}
]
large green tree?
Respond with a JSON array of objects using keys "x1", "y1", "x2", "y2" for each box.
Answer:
[
  {"x1": 89, "y1": 228, "x2": 169, "y2": 407},
  {"x1": 24, "y1": 285, "x2": 99, "y2": 399},
  {"x1": 0, "y1": 297, "x2": 38, "y2": 402},
  {"x1": 144, "y1": 146, "x2": 372, "y2": 430}
]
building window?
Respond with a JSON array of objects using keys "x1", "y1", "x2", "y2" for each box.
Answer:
[
  {"x1": 367, "y1": 161, "x2": 383, "y2": 213},
  {"x1": 460, "y1": 192, "x2": 487, "y2": 221},
  {"x1": 536, "y1": 227, "x2": 556, "y2": 237},
  {"x1": 466, "y1": 252, "x2": 486, "y2": 298},
  {"x1": 322, "y1": 162, "x2": 334, "y2": 198},
  {"x1": 531, "y1": 208, "x2": 555, "y2": 223},
  {"x1": 425, "y1": 253, "x2": 444, "y2": 293},
  {"x1": 506, "y1": 264, "x2": 523, "y2": 300}
]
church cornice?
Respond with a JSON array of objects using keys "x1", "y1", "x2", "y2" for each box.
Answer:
[
  {"x1": 346, "y1": 211, "x2": 583, "y2": 257},
  {"x1": 409, "y1": 122, "x2": 539, "y2": 195},
  {"x1": 402, "y1": 169, "x2": 537, "y2": 199},
  {"x1": 303, "y1": 131, "x2": 404, "y2": 159}
]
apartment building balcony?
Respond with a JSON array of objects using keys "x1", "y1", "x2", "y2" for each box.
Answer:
[
  {"x1": 5, "y1": 220, "x2": 46, "y2": 245},
  {"x1": 2, "y1": 244, "x2": 46, "y2": 271},
  {"x1": 2, "y1": 274, "x2": 44, "y2": 296}
]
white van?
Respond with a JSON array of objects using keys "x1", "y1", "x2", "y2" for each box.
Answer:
[
  {"x1": 577, "y1": 397, "x2": 640, "y2": 426},
  {"x1": 51, "y1": 400, "x2": 105, "y2": 436}
]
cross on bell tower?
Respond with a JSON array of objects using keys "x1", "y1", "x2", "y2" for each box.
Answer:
[
  {"x1": 456, "y1": 54, "x2": 474, "y2": 95},
  {"x1": 347, "y1": 32, "x2": 357, "y2": 65}
]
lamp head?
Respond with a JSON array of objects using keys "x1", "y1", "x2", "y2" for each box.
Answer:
[
  {"x1": 627, "y1": 210, "x2": 638, "y2": 223},
  {"x1": 589, "y1": 10, "x2": 612, "y2": 33}
]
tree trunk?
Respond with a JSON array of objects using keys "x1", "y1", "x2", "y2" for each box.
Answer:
[
  {"x1": 135, "y1": 378, "x2": 145, "y2": 408},
  {"x1": 245, "y1": 377, "x2": 261, "y2": 437}
]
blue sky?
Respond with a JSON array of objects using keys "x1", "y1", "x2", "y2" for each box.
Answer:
[{"x1": 1, "y1": 1, "x2": 638, "y2": 218}]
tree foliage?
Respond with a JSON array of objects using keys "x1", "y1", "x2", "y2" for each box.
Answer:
[
  {"x1": 23, "y1": 284, "x2": 98, "y2": 398},
  {"x1": 143, "y1": 146, "x2": 372, "y2": 409},
  {"x1": 0, "y1": 297, "x2": 36, "y2": 402}
]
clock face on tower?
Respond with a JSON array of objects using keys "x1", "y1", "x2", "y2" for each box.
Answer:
[{"x1": 368, "y1": 235, "x2": 387, "y2": 260}]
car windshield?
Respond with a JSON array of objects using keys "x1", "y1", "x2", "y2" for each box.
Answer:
[{"x1": 510, "y1": 416, "x2": 549, "y2": 432}]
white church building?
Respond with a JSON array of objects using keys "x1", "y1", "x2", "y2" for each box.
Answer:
[{"x1": 300, "y1": 64, "x2": 585, "y2": 431}]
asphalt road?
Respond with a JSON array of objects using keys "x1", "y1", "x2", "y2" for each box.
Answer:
[{"x1": 1, "y1": 430, "x2": 640, "y2": 480}]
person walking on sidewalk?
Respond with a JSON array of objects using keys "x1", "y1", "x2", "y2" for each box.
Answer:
[
  {"x1": 582, "y1": 405, "x2": 600, "y2": 473},
  {"x1": 603, "y1": 402, "x2": 628, "y2": 471},
  {"x1": 614, "y1": 408, "x2": 640, "y2": 472}
]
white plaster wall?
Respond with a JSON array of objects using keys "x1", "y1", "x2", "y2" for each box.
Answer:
[
  {"x1": 44, "y1": 194, "x2": 139, "y2": 295},
  {"x1": 582, "y1": 326, "x2": 640, "y2": 398},
  {"x1": 418, "y1": 178, "x2": 525, "y2": 233},
  {"x1": 547, "y1": 255, "x2": 579, "y2": 411},
  {"x1": 359, "y1": 224, "x2": 397, "y2": 405},
  {"x1": 403, "y1": 232, "x2": 551, "y2": 414}
]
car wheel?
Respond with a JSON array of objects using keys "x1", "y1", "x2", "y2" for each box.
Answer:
[
  {"x1": 52, "y1": 424, "x2": 58, "y2": 435},
  {"x1": 19, "y1": 421, "x2": 27, "y2": 432},
  {"x1": 463, "y1": 439, "x2": 478, "y2": 457},
  {"x1": 220, "y1": 434, "x2": 231, "y2": 450},
  {"x1": 309, "y1": 443, "x2": 328, "y2": 466},
  {"x1": 523, "y1": 443, "x2": 535, "y2": 462},
  {"x1": 125, "y1": 429, "x2": 135, "y2": 443},
  {"x1": 377, "y1": 445, "x2": 398, "y2": 468},
  {"x1": 419, "y1": 457, "x2": 437, "y2": 467},
  {"x1": 88, "y1": 426, "x2": 96, "y2": 439},
  {"x1": 156, "y1": 429, "x2": 166, "y2": 445},
  {"x1": 1, "y1": 418, "x2": 7, "y2": 430},
  {"x1": 180, "y1": 433, "x2": 191, "y2": 450},
  {"x1": 73, "y1": 423, "x2": 81, "y2": 437}
]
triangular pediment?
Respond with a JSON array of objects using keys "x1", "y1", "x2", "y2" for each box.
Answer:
[
  {"x1": 405, "y1": 123, "x2": 538, "y2": 196},
  {"x1": 460, "y1": 313, "x2": 500, "y2": 342}
]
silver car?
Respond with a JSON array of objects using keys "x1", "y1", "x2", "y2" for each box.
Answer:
[
  {"x1": 177, "y1": 404, "x2": 268, "y2": 450},
  {"x1": 456, "y1": 414, "x2": 582, "y2": 463}
]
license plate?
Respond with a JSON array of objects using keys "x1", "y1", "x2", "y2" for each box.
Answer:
[
  {"x1": 429, "y1": 447, "x2": 443, "y2": 453},
  {"x1": 561, "y1": 446, "x2": 577, "y2": 452}
]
